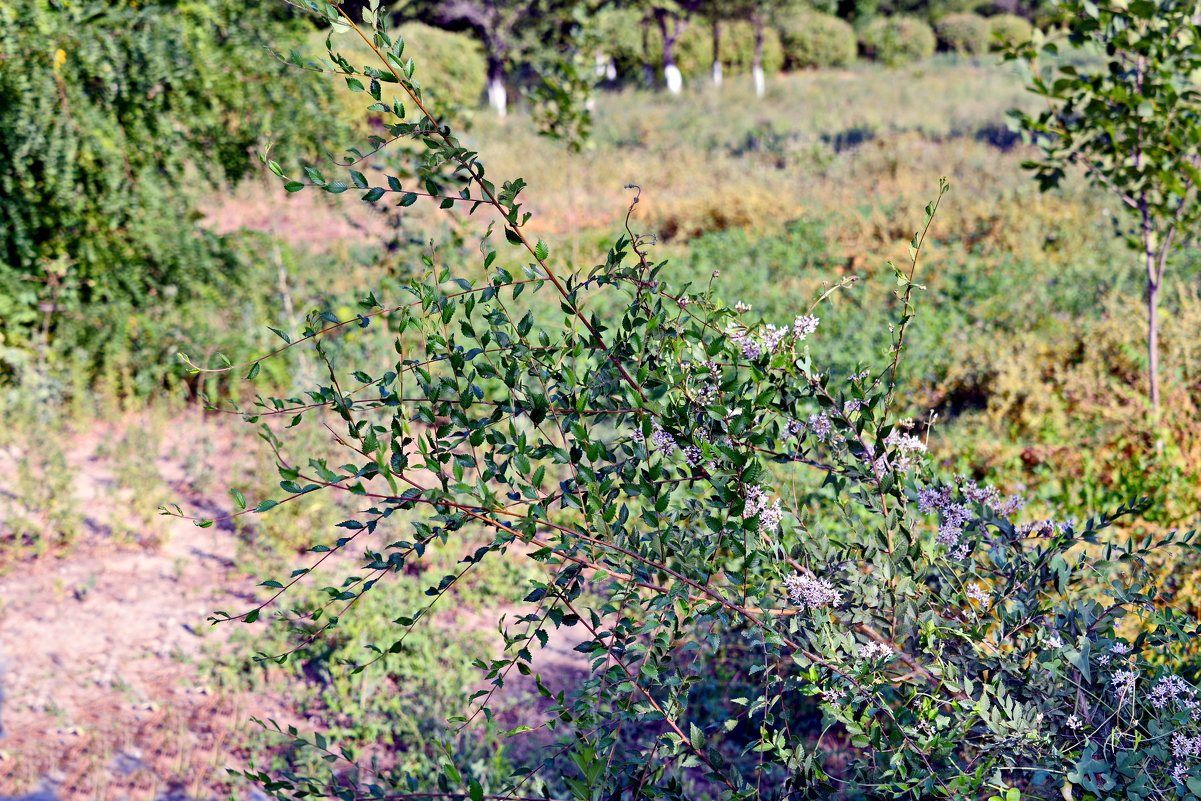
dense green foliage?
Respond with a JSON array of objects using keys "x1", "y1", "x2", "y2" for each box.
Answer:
[
  {"x1": 934, "y1": 11, "x2": 989, "y2": 55},
  {"x1": 859, "y1": 15, "x2": 938, "y2": 66},
  {"x1": 0, "y1": 0, "x2": 329, "y2": 373},
  {"x1": 776, "y1": 11, "x2": 857, "y2": 69}
]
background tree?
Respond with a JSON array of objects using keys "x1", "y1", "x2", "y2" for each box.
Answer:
[
  {"x1": 1011, "y1": 0, "x2": 1201, "y2": 417},
  {"x1": 394, "y1": 0, "x2": 586, "y2": 116},
  {"x1": 698, "y1": 0, "x2": 794, "y2": 96},
  {"x1": 0, "y1": 0, "x2": 330, "y2": 373}
]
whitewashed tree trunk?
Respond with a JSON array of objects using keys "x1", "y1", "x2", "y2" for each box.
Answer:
[
  {"x1": 753, "y1": 65, "x2": 765, "y2": 98},
  {"x1": 712, "y1": 60, "x2": 723, "y2": 87},
  {"x1": 487, "y1": 76, "x2": 507, "y2": 117},
  {"x1": 606, "y1": 57, "x2": 617, "y2": 81},
  {"x1": 665, "y1": 63, "x2": 683, "y2": 94}
]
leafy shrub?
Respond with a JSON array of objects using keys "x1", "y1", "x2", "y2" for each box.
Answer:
[
  {"x1": 934, "y1": 12, "x2": 990, "y2": 55},
  {"x1": 183, "y1": 4, "x2": 1201, "y2": 799},
  {"x1": 777, "y1": 11, "x2": 858, "y2": 69},
  {"x1": 859, "y1": 15, "x2": 938, "y2": 66},
  {"x1": 0, "y1": 0, "x2": 330, "y2": 366},
  {"x1": 712, "y1": 20, "x2": 784, "y2": 74},
  {"x1": 987, "y1": 12, "x2": 1034, "y2": 49}
]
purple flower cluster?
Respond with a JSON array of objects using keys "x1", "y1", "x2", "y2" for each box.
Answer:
[
  {"x1": 883, "y1": 428, "x2": 927, "y2": 471},
  {"x1": 808, "y1": 412, "x2": 832, "y2": 442},
  {"x1": 727, "y1": 315, "x2": 819, "y2": 360},
  {"x1": 1151, "y1": 674, "x2": 1201, "y2": 719},
  {"x1": 783, "y1": 573, "x2": 842, "y2": 612},
  {"x1": 743, "y1": 484, "x2": 783, "y2": 534},
  {"x1": 915, "y1": 476, "x2": 1027, "y2": 557},
  {"x1": 857, "y1": 642, "x2": 894, "y2": 661}
]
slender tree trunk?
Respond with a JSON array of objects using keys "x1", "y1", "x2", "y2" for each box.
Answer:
[
  {"x1": 711, "y1": 19, "x2": 723, "y2": 87},
  {"x1": 486, "y1": 56, "x2": 507, "y2": 117},
  {"x1": 656, "y1": 10, "x2": 685, "y2": 94},
  {"x1": 752, "y1": 16, "x2": 766, "y2": 98}
]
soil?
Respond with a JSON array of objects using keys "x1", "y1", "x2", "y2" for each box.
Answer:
[{"x1": 0, "y1": 412, "x2": 290, "y2": 801}]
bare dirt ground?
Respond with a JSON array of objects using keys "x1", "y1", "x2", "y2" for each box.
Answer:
[{"x1": 0, "y1": 413, "x2": 291, "y2": 801}]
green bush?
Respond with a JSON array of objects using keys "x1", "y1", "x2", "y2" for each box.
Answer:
[
  {"x1": 859, "y1": 15, "x2": 937, "y2": 66},
  {"x1": 716, "y1": 20, "x2": 785, "y2": 74},
  {"x1": 0, "y1": 0, "x2": 330, "y2": 369},
  {"x1": 987, "y1": 13, "x2": 1034, "y2": 49},
  {"x1": 934, "y1": 12, "x2": 990, "y2": 55},
  {"x1": 777, "y1": 11, "x2": 858, "y2": 69}
]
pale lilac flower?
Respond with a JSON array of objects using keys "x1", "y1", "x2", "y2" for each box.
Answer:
[
  {"x1": 734, "y1": 301, "x2": 752, "y2": 313},
  {"x1": 857, "y1": 642, "x2": 893, "y2": 661},
  {"x1": 843, "y1": 399, "x2": 863, "y2": 415},
  {"x1": 884, "y1": 429, "x2": 927, "y2": 471},
  {"x1": 808, "y1": 412, "x2": 832, "y2": 442},
  {"x1": 762, "y1": 324, "x2": 790, "y2": 352},
  {"x1": 917, "y1": 486, "x2": 952, "y2": 514},
  {"x1": 1111, "y1": 642, "x2": 1131, "y2": 655},
  {"x1": 1151, "y1": 674, "x2": 1196, "y2": 710},
  {"x1": 682, "y1": 445, "x2": 703, "y2": 466},
  {"x1": 1066, "y1": 715, "x2": 1082, "y2": 730},
  {"x1": 1046, "y1": 633, "x2": 1063, "y2": 649},
  {"x1": 1172, "y1": 762, "x2": 1190, "y2": 783},
  {"x1": 783, "y1": 574, "x2": 841, "y2": 611},
  {"x1": 793, "y1": 314, "x2": 819, "y2": 339},
  {"x1": 966, "y1": 584, "x2": 989, "y2": 604},
  {"x1": 1111, "y1": 669, "x2": 1138, "y2": 690},
  {"x1": 786, "y1": 418, "x2": 805, "y2": 436},
  {"x1": 1173, "y1": 732, "x2": 1201, "y2": 758},
  {"x1": 1097, "y1": 654, "x2": 1110, "y2": 665},
  {"x1": 758, "y1": 500, "x2": 783, "y2": 534},
  {"x1": 743, "y1": 485, "x2": 767, "y2": 519},
  {"x1": 650, "y1": 424, "x2": 676, "y2": 453}
]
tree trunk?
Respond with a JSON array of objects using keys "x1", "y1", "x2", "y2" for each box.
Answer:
[
  {"x1": 711, "y1": 19, "x2": 723, "y2": 87},
  {"x1": 752, "y1": 15, "x2": 766, "y2": 98},
  {"x1": 656, "y1": 10, "x2": 685, "y2": 95},
  {"x1": 486, "y1": 57, "x2": 507, "y2": 117}
]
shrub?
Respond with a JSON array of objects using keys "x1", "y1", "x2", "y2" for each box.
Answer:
[
  {"x1": 189, "y1": 3, "x2": 1201, "y2": 799},
  {"x1": 934, "y1": 12, "x2": 990, "y2": 55},
  {"x1": 0, "y1": 0, "x2": 330, "y2": 366},
  {"x1": 859, "y1": 15, "x2": 937, "y2": 66},
  {"x1": 716, "y1": 20, "x2": 785, "y2": 74},
  {"x1": 987, "y1": 12, "x2": 1034, "y2": 49},
  {"x1": 777, "y1": 11, "x2": 858, "y2": 69}
]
